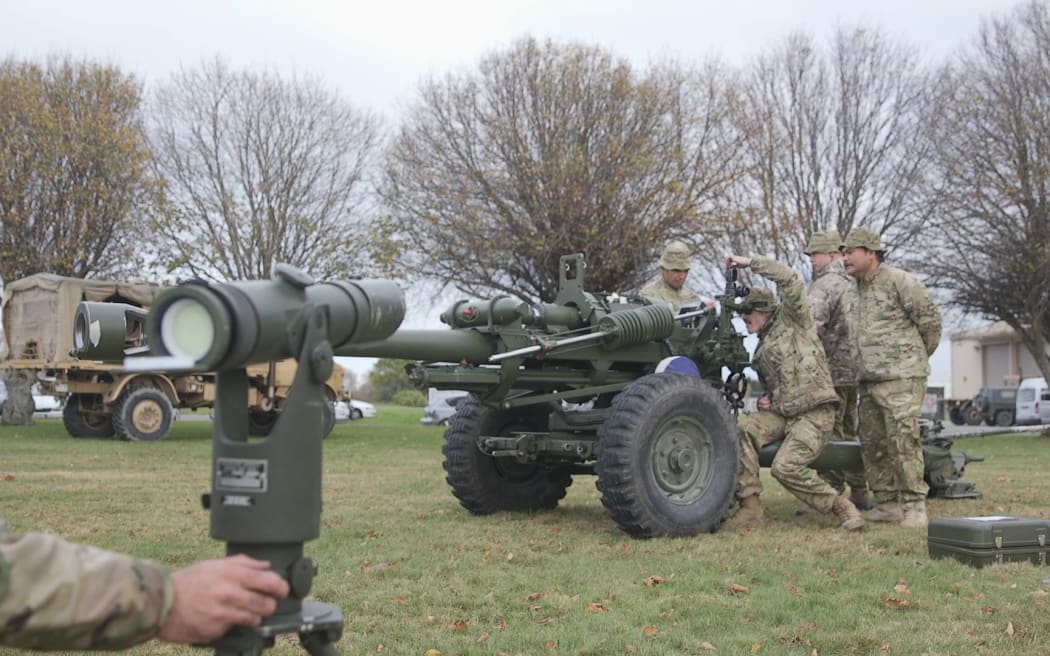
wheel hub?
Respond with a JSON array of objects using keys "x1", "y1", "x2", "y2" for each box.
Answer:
[
  {"x1": 132, "y1": 400, "x2": 162, "y2": 433},
  {"x1": 651, "y1": 417, "x2": 713, "y2": 503}
]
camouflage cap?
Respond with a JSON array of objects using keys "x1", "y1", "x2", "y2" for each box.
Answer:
[
  {"x1": 659, "y1": 241, "x2": 692, "y2": 270},
  {"x1": 804, "y1": 230, "x2": 843, "y2": 255},
  {"x1": 841, "y1": 228, "x2": 884, "y2": 252},
  {"x1": 742, "y1": 286, "x2": 776, "y2": 313}
]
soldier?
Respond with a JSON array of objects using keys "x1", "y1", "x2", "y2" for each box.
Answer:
[
  {"x1": 804, "y1": 230, "x2": 870, "y2": 510},
  {"x1": 722, "y1": 254, "x2": 865, "y2": 532},
  {"x1": 640, "y1": 240, "x2": 711, "y2": 312},
  {"x1": 0, "y1": 520, "x2": 289, "y2": 649},
  {"x1": 841, "y1": 228, "x2": 942, "y2": 528}
]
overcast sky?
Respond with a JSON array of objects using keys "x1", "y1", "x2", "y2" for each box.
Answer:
[{"x1": 6, "y1": 0, "x2": 1021, "y2": 388}]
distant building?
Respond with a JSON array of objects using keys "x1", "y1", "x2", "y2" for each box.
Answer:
[{"x1": 951, "y1": 322, "x2": 1048, "y2": 398}]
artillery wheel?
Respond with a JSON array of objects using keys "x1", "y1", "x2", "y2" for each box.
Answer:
[
  {"x1": 62, "y1": 393, "x2": 115, "y2": 438},
  {"x1": 113, "y1": 387, "x2": 173, "y2": 442},
  {"x1": 595, "y1": 373, "x2": 739, "y2": 538},
  {"x1": 442, "y1": 396, "x2": 572, "y2": 514}
]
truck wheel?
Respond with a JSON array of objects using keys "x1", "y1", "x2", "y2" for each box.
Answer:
[
  {"x1": 964, "y1": 406, "x2": 982, "y2": 425},
  {"x1": 995, "y1": 410, "x2": 1014, "y2": 427},
  {"x1": 595, "y1": 373, "x2": 739, "y2": 538},
  {"x1": 248, "y1": 409, "x2": 278, "y2": 436},
  {"x1": 442, "y1": 396, "x2": 572, "y2": 514},
  {"x1": 948, "y1": 406, "x2": 965, "y2": 425},
  {"x1": 113, "y1": 387, "x2": 173, "y2": 442},
  {"x1": 321, "y1": 401, "x2": 335, "y2": 439},
  {"x1": 62, "y1": 394, "x2": 115, "y2": 438}
]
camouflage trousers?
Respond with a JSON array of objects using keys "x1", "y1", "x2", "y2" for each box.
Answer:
[
  {"x1": 819, "y1": 385, "x2": 868, "y2": 494},
  {"x1": 858, "y1": 378, "x2": 929, "y2": 504},
  {"x1": 736, "y1": 404, "x2": 839, "y2": 513}
]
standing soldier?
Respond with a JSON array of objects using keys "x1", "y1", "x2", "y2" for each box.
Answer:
[
  {"x1": 722, "y1": 254, "x2": 865, "y2": 532},
  {"x1": 804, "y1": 231, "x2": 870, "y2": 510},
  {"x1": 640, "y1": 241, "x2": 706, "y2": 312},
  {"x1": 841, "y1": 228, "x2": 942, "y2": 528}
]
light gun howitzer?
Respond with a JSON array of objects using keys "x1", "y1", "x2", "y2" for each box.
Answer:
[
  {"x1": 128, "y1": 264, "x2": 405, "y2": 656},
  {"x1": 338, "y1": 253, "x2": 749, "y2": 539}
]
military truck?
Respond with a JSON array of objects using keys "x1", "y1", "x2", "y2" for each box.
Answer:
[{"x1": 1, "y1": 273, "x2": 345, "y2": 440}]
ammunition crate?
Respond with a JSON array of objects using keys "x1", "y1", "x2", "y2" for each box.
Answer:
[{"x1": 928, "y1": 516, "x2": 1050, "y2": 568}]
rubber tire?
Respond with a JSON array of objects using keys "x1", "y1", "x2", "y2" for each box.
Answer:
[
  {"x1": 351, "y1": 407, "x2": 363, "y2": 420},
  {"x1": 321, "y1": 401, "x2": 335, "y2": 439},
  {"x1": 442, "y1": 396, "x2": 572, "y2": 514},
  {"x1": 964, "y1": 406, "x2": 983, "y2": 426},
  {"x1": 595, "y1": 373, "x2": 739, "y2": 538},
  {"x1": 113, "y1": 387, "x2": 173, "y2": 442},
  {"x1": 949, "y1": 407, "x2": 965, "y2": 425},
  {"x1": 995, "y1": 410, "x2": 1013, "y2": 427},
  {"x1": 248, "y1": 408, "x2": 279, "y2": 436},
  {"x1": 62, "y1": 393, "x2": 115, "y2": 438}
]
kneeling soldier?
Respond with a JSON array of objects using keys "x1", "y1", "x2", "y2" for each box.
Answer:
[{"x1": 723, "y1": 255, "x2": 864, "y2": 532}]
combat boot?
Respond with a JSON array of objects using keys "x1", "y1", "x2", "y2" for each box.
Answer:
[
  {"x1": 723, "y1": 495, "x2": 765, "y2": 530},
  {"x1": 862, "y1": 502, "x2": 903, "y2": 524},
  {"x1": 849, "y1": 490, "x2": 873, "y2": 512},
  {"x1": 900, "y1": 500, "x2": 929, "y2": 528},
  {"x1": 831, "y1": 496, "x2": 865, "y2": 531}
]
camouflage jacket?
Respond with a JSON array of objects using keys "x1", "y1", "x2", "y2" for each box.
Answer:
[
  {"x1": 808, "y1": 258, "x2": 858, "y2": 387},
  {"x1": 853, "y1": 264, "x2": 942, "y2": 382},
  {"x1": 0, "y1": 520, "x2": 174, "y2": 650},
  {"x1": 751, "y1": 256, "x2": 839, "y2": 418},
  {"x1": 639, "y1": 279, "x2": 701, "y2": 312}
]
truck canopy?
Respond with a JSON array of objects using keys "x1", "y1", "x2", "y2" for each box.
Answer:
[{"x1": 1, "y1": 273, "x2": 166, "y2": 365}]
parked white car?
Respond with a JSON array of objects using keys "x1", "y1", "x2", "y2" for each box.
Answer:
[
  {"x1": 349, "y1": 399, "x2": 376, "y2": 419},
  {"x1": 1015, "y1": 377, "x2": 1050, "y2": 425}
]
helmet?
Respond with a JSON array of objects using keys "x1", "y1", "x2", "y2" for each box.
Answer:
[
  {"x1": 659, "y1": 241, "x2": 692, "y2": 270},
  {"x1": 742, "y1": 287, "x2": 776, "y2": 313},
  {"x1": 841, "y1": 228, "x2": 884, "y2": 252},
  {"x1": 804, "y1": 230, "x2": 843, "y2": 255}
]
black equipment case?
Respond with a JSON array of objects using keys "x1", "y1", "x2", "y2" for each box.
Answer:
[{"x1": 928, "y1": 516, "x2": 1050, "y2": 568}]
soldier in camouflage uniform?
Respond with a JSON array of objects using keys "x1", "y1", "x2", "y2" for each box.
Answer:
[
  {"x1": 0, "y1": 519, "x2": 288, "y2": 649},
  {"x1": 722, "y1": 255, "x2": 865, "y2": 532},
  {"x1": 842, "y1": 228, "x2": 942, "y2": 528},
  {"x1": 804, "y1": 231, "x2": 870, "y2": 510},
  {"x1": 640, "y1": 240, "x2": 711, "y2": 312}
]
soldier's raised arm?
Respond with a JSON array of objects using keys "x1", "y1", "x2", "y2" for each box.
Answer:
[{"x1": 750, "y1": 255, "x2": 811, "y2": 329}]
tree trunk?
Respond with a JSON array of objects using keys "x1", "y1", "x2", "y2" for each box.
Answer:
[{"x1": 1, "y1": 369, "x2": 35, "y2": 426}]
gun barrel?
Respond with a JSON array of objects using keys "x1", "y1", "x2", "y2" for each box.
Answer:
[{"x1": 336, "y1": 328, "x2": 497, "y2": 364}]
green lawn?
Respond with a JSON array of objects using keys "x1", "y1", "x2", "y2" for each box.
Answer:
[{"x1": 1, "y1": 409, "x2": 1048, "y2": 655}]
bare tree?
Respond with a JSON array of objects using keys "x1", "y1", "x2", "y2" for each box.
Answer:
[
  {"x1": 146, "y1": 58, "x2": 383, "y2": 281},
  {"x1": 0, "y1": 54, "x2": 152, "y2": 283},
  {"x1": 706, "y1": 29, "x2": 931, "y2": 277},
  {"x1": 378, "y1": 37, "x2": 743, "y2": 302},
  {"x1": 919, "y1": 1, "x2": 1050, "y2": 383}
]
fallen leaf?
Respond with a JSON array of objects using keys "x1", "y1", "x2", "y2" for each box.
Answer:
[
  {"x1": 699, "y1": 641, "x2": 717, "y2": 651},
  {"x1": 979, "y1": 605, "x2": 995, "y2": 615},
  {"x1": 2, "y1": 474, "x2": 14, "y2": 481},
  {"x1": 366, "y1": 529, "x2": 380, "y2": 539},
  {"x1": 1006, "y1": 622, "x2": 1015, "y2": 636},
  {"x1": 643, "y1": 575, "x2": 665, "y2": 587},
  {"x1": 389, "y1": 596, "x2": 407, "y2": 604},
  {"x1": 751, "y1": 642, "x2": 763, "y2": 652},
  {"x1": 544, "y1": 640, "x2": 558, "y2": 650},
  {"x1": 586, "y1": 602, "x2": 609, "y2": 612},
  {"x1": 450, "y1": 619, "x2": 468, "y2": 630},
  {"x1": 423, "y1": 650, "x2": 440, "y2": 656},
  {"x1": 812, "y1": 650, "x2": 819, "y2": 656},
  {"x1": 879, "y1": 645, "x2": 890, "y2": 654},
  {"x1": 362, "y1": 562, "x2": 393, "y2": 573},
  {"x1": 526, "y1": 592, "x2": 545, "y2": 601},
  {"x1": 494, "y1": 619, "x2": 507, "y2": 629},
  {"x1": 476, "y1": 634, "x2": 490, "y2": 644},
  {"x1": 728, "y1": 583, "x2": 750, "y2": 595},
  {"x1": 375, "y1": 644, "x2": 384, "y2": 653},
  {"x1": 505, "y1": 552, "x2": 514, "y2": 561},
  {"x1": 643, "y1": 625, "x2": 659, "y2": 636},
  {"x1": 883, "y1": 597, "x2": 910, "y2": 609},
  {"x1": 893, "y1": 580, "x2": 910, "y2": 595}
]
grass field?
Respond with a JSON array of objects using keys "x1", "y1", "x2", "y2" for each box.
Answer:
[{"x1": 1, "y1": 408, "x2": 1049, "y2": 655}]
